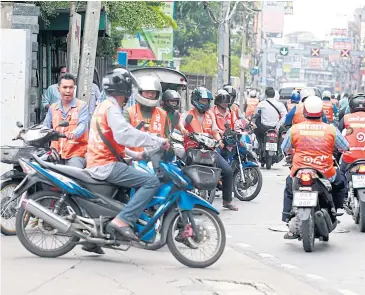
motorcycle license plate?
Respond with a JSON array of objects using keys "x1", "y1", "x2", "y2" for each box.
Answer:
[
  {"x1": 352, "y1": 175, "x2": 365, "y2": 189},
  {"x1": 265, "y1": 142, "x2": 277, "y2": 151},
  {"x1": 293, "y1": 191, "x2": 318, "y2": 207}
]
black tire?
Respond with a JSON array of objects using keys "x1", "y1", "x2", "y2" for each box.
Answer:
[
  {"x1": 233, "y1": 167, "x2": 262, "y2": 202},
  {"x1": 266, "y1": 154, "x2": 273, "y2": 170},
  {"x1": 166, "y1": 206, "x2": 226, "y2": 268},
  {"x1": 301, "y1": 209, "x2": 315, "y2": 252},
  {"x1": 16, "y1": 191, "x2": 81, "y2": 258},
  {"x1": 359, "y1": 201, "x2": 365, "y2": 233},
  {"x1": 1, "y1": 180, "x2": 21, "y2": 236},
  {"x1": 199, "y1": 190, "x2": 216, "y2": 204}
]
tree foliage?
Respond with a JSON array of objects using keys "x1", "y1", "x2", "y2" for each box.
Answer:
[
  {"x1": 180, "y1": 43, "x2": 217, "y2": 76},
  {"x1": 173, "y1": 1, "x2": 220, "y2": 57}
]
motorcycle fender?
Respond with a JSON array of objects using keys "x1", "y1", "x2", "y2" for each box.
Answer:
[
  {"x1": 1, "y1": 169, "x2": 26, "y2": 181},
  {"x1": 357, "y1": 189, "x2": 365, "y2": 202},
  {"x1": 178, "y1": 191, "x2": 219, "y2": 214},
  {"x1": 241, "y1": 161, "x2": 259, "y2": 168},
  {"x1": 297, "y1": 208, "x2": 312, "y2": 221}
]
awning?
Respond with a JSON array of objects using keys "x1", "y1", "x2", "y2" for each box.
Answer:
[{"x1": 117, "y1": 48, "x2": 156, "y2": 60}]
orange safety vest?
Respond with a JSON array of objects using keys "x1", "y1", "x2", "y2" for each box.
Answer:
[
  {"x1": 292, "y1": 103, "x2": 306, "y2": 125},
  {"x1": 213, "y1": 105, "x2": 233, "y2": 133},
  {"x1": 343, "y1": 112, "x2": 365, "y2": 163},
  {"x1": 286, "y1": 101, "x2": 296, "y2": 112},
  {"x1": 87, "y1": 99, "x2": 126, "y2": 168},
  {"x1": 322, "y1": 100, "x2": 334, "y2": 122},
  {"x1": 50, "y1": 99, "x2": 88, "y2": 159},
  {"x1": 184, "y1": 109, "x2": 214, "y2": 150},
  {"x1": 127, "y1": 104, "x2": 167, "y2": 152},
  {"x1": 291, "y1": 120, "x2": 336, "y2": 179},
  {"x1": 230, "y1": 104, "x2": 240, "y2": 123},
  {"x1": 245, "y1": 98, "x2": 259, "y2": 118}
]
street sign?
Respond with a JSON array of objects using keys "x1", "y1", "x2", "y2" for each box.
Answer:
[
  {"x1": 341, "y1": 49, "x2": 350, "y2": 57},
  {"x1": 280, "y1": 47, "x2": 289, "y2": 56},
  {"x1": 311, "y1": 48, "x2": 320, "y2": 57},
  {"x1": 118, "y1": 51, "x2": 128, "y2": 67}
]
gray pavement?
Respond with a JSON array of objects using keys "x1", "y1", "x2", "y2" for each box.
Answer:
[{"x1": 1, "y1": 164, "x2": 365, "y2": 295}]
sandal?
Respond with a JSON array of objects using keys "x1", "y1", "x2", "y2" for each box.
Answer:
[
  {"x1": 223, "y1": 203, "x2": 238, "y2": 211},
  {"x1": 283, "y1": 232, "x2": 299, "y2": 240}
]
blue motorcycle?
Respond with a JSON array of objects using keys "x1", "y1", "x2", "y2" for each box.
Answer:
[
  {"x1": 13, "y1": 147, "x2": 226, "y2": 268},
  {"x1": 222, "y1": 124, "x2": 263, "y2": 202}
]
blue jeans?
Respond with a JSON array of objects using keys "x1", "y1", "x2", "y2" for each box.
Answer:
[{"x1": 105, "y1": 162, "x2": 160, "y2": 227}]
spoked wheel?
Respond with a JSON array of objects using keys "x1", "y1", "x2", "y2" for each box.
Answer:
[
  {"x1": 16, "y1": 191, "x2": 81, "y2": 258},
  {"x1": 233, "y1": 167, "x2": 262, "y2": 201},
  {"x1": 1, "y1": 181, "x2": 23, "y2": 236},
  {"x1": 166, "y1": 206, "x2": 226, "y2": 268}
]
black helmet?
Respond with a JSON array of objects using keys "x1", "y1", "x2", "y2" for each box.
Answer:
[
  {"x1": 162, "y1": 89, "x2": 181, "y2": 112},
  {"x1": 214, "y1": 89, "x2": 231, "y2": 106},
  {"x1": 191, "y1": 87, "x2": 213, "y2": 113},
  {"x1": 102, "y1": 68, "x2": 137, "y2": 98},
  {"x1": 223, "y1": 85, "x2": 237, "y2": 105},
  {"x1": 349, "y1": 93, "x2": 365, "y2": 113}
]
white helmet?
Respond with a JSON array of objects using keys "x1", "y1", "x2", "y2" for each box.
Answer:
[
  {"x1": 134, "y1": 76, "x2": 162, "y2": 108},
  {"x1": 322, "y1": 90, "x2": 331, "y2": 99},
  {"x1": 303, "y1": 95, "x2": 323, "y2": 118},
  {"x1": 249, "y1": 90, "x2": 257, "y2": 98},
  {"x1": 300, "y1": 88, "x2": 315, "y2": 102}
]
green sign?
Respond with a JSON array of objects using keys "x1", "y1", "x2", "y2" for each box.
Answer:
[{"x1": 280, "y1": 47, "x2": 289, "y2": 56}]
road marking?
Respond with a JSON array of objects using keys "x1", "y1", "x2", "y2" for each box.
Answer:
[
  {"x1": 258, "y1": 253, "x2": 274, "y2": 258},
  {"x1": 306, "y1": 274, "x2": 325, "y2": 280},
  {"x1": 236, "y1": 242, "x2": 252, "y2": 248},
  {"x1": 280, "y1": 263, "x2": 298, "y2": 269},
  {"x1": 338, "y1": 290, "x2": 359, "y2": 295}
]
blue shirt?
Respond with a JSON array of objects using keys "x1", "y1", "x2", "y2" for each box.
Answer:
[
  {"x1": 284, "y1": 105, "x2": 328, "y2": 126},
  {"x1": 43, "y1": 98, "x2": 88, "y2": 139}
]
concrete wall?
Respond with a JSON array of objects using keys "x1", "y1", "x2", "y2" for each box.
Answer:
[{"x1": 1, "y1": 2, "x2": 40, "y2": 125}]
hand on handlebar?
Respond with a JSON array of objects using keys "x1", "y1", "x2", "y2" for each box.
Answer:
[
  {"x1": 64, "y1": 131, "x2": 75, "y2": 139},
  {"x1": 181, "y1": 127, "x2": 190, "y2": 136},
  {"x1": 160, "y1": 139, "x2": 170, "y2": 151}
]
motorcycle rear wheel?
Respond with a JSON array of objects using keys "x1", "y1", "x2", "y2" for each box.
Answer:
[{"x1": 301, "y1": 209, "x2": 315, "y2": 252}]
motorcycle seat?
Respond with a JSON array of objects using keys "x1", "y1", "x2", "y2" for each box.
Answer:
[{"x1": 32, "y1": 153, "x2": 110, "y2": 185}]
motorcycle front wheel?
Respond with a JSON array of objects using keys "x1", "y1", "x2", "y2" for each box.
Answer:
[
  {"x1": 1, "y1": 180, "x2": 21, "y2": 235},
  {"x1": 233, "y1": 167, "x2": 262, "y2": 201}
]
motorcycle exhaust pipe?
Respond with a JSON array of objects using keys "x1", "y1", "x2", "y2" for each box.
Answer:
[
  {"x1": 314, "y1": 210, "x2": 329, "y2": 237},
  {"x1": 322, "y1": 209, "x2": 333, "y2": 232},
  {"x1": 22, "y1": 199, "x2": 81, "y2": 237}
]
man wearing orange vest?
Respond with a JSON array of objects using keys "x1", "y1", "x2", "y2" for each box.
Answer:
[
  {"x1": 322, "y1": 90, "x2": 338, "y2": 123},
  {"x1": 86, "y1": 69, "x2": 169, "y2": 251},
  {"x1": 43, "y1": 73, "x2": 88, "y2": 168},
  {"x1": 281, "y1": 95, "x2": 349, "y2": 239},
  {"x1": 338, "y1": 93, "x2": 365, "y2": 174},
  {"x1": 179, "y1": 87, "x2": 238, "y2": 211},
  {"x1": 213, "y1": 89, "x2": 236, "y2": 134},
  {"x1": 244, "y1": 90, "x2": 260, "y2": 120},
  {"x1": 124, "y1": 76, "x2": 169, "y2": 162}
]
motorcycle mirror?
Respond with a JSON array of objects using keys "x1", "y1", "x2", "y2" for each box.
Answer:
[
  {"x1": 16, "y1": 121, "x2": 24, "y2": 128},
  {"x1": 136, "y1": 121, "x2": 145, "y2": 130},
  {"x1": 57, "y1": 120, "x2": 69, "y2": 128},
  {"x1": 185, "y1": 114, "x2": 193, "y2": 126}
]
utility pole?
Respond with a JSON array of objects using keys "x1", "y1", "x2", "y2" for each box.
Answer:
[
  {"x1": 217, "y1": 1, "x2": 230, "y2": 89},
  {"x1": 66, "y1": 1, "x2": 76, "y2": 71},
  {"x1": 239, "y1": 10, "x2": 247, "y2": 112},
  {"x1": 77, "y1": 1, "x2": 101, "y2": 103}
]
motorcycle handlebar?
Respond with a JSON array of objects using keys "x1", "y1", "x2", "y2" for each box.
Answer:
[{"x1": 142, "y1": 145, "x2": 163, "y2": 159}]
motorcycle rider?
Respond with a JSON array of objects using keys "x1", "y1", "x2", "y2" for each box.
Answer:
[
  {"x1": 338, "y1": 93, "x2": 365, "y2": 174},
  {"x1": 339, "y1": 92, "x2": 350, "y2": 111},
  {"x1": 161, "y1": 89, "x2": 181, "y2": 130},
  {"x1": 331, "y1": 94, "x2": 339, "y2": 107},
  {"x1": 43, "y1": 73, "x2": 88, "y2": 168},
  {"x1": 286, "y1": 90, "x2": 300, "y2": 112},
  {"x1": 322, "y1": 90, "x2": 338, "y2": 123},
  {"x1": 179, "y1": 87, "x2": 238, "y2": 211},
  {"x1": 213, "y1": 89, "x2": 237, "y2": 134},
  {"x1": 86, "y1": 68, "x2": 169, "y2": 252},
  {"x1": 284, "y1": 88, "x2": 328, "y2": 126},
  {"x1": 252, "y1": 87, "x2": 287, "y2": 157},
  {"x1": 281, "y1": 95, "x2": 349, "y2": 239},
  {"x1": 244, "y1": 89, "x2": 260, "y2": 120},
  {"x1": 124, "y1": 76, "x2": 169, "y2": 158}
]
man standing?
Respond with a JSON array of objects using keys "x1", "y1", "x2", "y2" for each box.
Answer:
[{"x1": 43, "y1": 73, "x2": 88, "y2": 168}]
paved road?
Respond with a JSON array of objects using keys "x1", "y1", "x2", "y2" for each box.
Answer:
[{"x1": 1, "y1": 164, "x2": 364, "y2": 295}]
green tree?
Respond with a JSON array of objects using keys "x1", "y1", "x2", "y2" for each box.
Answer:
[
  {"x1": 174, "y1": 1, "x2": 220, "y2": 57},
  {"x1": 180, "y1": 43, "x2": 217, "y2": 76}
]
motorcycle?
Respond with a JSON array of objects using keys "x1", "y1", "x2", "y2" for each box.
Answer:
[
  {"x1": 344, "y1": 159, "x2": 365, "y2": 232},
  {"x1": 14, "y1": 145, "x2": 226, "y2": 268},
  {"x1": 222, "y1": 124, "x2": 263, "y2": 202},
  {"x1": 259, "y1": 128, "x2": 281, "y2": 169},
  {"x1": 0, "y1": 121, "x2": 67, "y2": 235},
  {"x1": 289, "y1": 168, "x2": 342, "y2": 252}
]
